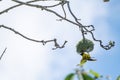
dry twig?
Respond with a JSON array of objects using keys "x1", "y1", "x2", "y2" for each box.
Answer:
[
  {"x1": 0, "y1": 48, "x2": 7, "y2": 60},
  {"x1": 0, "y1": 0, "x2": 115, "y2": 50}
]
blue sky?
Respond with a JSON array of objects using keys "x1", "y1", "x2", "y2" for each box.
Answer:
[{"x1": 0, "y1": 0, "x2": 120, "y2": 80}]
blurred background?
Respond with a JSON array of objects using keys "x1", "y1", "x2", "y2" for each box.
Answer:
[{"x1": 0, "y1": 0, "x2": 120, "y2": 80}]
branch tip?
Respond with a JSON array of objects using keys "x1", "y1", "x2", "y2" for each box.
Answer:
[{"x1": 0, "y1": 48, "x2": 7, "y2": 61}]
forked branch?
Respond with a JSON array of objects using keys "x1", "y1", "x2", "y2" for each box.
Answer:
[
  {"x1": 0, "y1": 25, "x2": 67, "y2": 50},
  {"x1": 0, "y1": 0, "x2": 115, "y2": 50}
]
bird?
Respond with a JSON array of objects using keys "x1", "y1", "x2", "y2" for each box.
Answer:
[{"x1": 77, "y1": 52, "x2": 96, "y2": 66}]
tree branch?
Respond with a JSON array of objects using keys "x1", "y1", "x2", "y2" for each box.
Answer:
[
  {"x1": 0, "y1": 0, "x2": 42, "y2": 15},
  {"x1": 0, "y1": 0, "x2": 114, "y2": 50},
  {"x1": 0, "y1": 0, "x2": 64, "y2": 15},
  {"x1": 0, "y1": 25, "x2": 67, "y2": 50},
  {"x1": 56, "y1": 0, "x2": 67, "y2": 21},
  {"x1": 12, "y1": 0, "x2": 80, "y2": 26},
  {"x1": 83, "y1": 25, "x2": 115, "y2": 50},
  {"x1": 0, "y1": 48, "x2": 7, "y2": 60}
]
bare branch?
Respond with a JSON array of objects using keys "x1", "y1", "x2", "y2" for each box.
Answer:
[
  {"x1": 0, "y1": 48, "x2": 7, "y2": 61},
  {"x1": 66, "y1": 2, "x2": 114, "y2": 50},
  {"x1": 43, "y1": 1, "x2": 64, "y2": 8},
  {"x1": 61, "y1": 2, "x2": 67, "y2": 18},
  {"x1": 12, "y1": 0, "x2": 79, "y2": 26},
  {"x1": 56, "y1": 0, "x2": 67, "y2": 21},
  {"x1": 83, "y1": 25, "x2": 115, "y2": 50},
  {"x1": 0, "y1": 25, "x2": 67, "y2": 50},
  {"x1": 0, "y1": 0, "x2": 114, "y2": 50},
  {"x1": 66, "y1": 2, "x2": 82, "y2": 26},
  {"x1": 66, "y1": 2, "x2": 86, "y2": 40},
  {"x1": 83, "y1": 25, "x2": 95, "y2": 34},
  {"x1": 0, "y1": 0, "x2": 64, "y2": 15},
  {"x1": 52, "y1": 39, "x2": 67, "y2": 50},
  {"x1": 0, "y1": 0, "x2": 42, "y2": 15}
]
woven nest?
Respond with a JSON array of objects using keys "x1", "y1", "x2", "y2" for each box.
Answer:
[{"x1": 76, "y1": 38, "x2": 94, "y2": 53}]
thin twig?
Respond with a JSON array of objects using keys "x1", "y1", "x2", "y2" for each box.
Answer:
[
  {"x1": 0, "y1": 0, "x2": 62, "y2": 15},
  {"x1": 83, "y1": 25, "x2": 115, "y2": 50},
  {"x1": 66, "y1": 2, "x2": 82, "y2": 26},
  {"x1": 44, "y1": 1, "x2": 63, "y2": 8},
  {"x1": 0, "y1": 0, "x2": 42, "y2": 15},
  {"x1": 0, "y1": 0, "x2": 115, "y2": 50},
  {"x1": 66, "y1": 2, "x2": 86, "y2": 40},
  {"x1": 0, "y1": 48, "x2": 7, "y2": 60},
  {"x1": 61, "y1": 2, "x2": 66, "y2": 18},
  {"x1": 0, "y1": 25, "x2": 44, "y2": 43},
  {"x1": 56, "y1": 1, "x2": 67, "y2": 21},
  {"x1": 66, "y1": 1, "x2": 114, "y2": 50},
  {"x1": 52, "y1": 39, "x2": 67, "y2": 50},
  {"x1": 0, "y1": 25, "x2": 67, "y2": 49},
  {"x1": 12, "y1": 0, "x2": 79, "y2": 26}
]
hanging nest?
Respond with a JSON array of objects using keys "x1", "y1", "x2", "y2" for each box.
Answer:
[{"x1": 76, "y1": 38, "x2": 94, "y2": 54}]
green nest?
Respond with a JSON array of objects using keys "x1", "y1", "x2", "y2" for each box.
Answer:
[{"x1": 76, "y1": 38, "x2": 94, "y2": 53}]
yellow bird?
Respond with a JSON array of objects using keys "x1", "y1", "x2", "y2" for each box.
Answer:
[{"x1": 77, "y1": 52, "x2": 96, "y2": 66}]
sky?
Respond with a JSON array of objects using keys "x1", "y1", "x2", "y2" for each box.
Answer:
[{"x1": 0, "y1": 0, "x2": 120, "y2": 80}]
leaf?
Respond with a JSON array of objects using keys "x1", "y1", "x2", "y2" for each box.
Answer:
[
  {"x1": 89, "y1": 70, "x2": 100, "y2": 78},
  {"x1": 82, "y1": 73, "x2": 95, "y2": 80},
  {"x1": 65, "y1": 73, "x2": 75, "y2": 80},
  {"x1": 116, "y1": 75, "x2": 120, "y2": 80}
]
